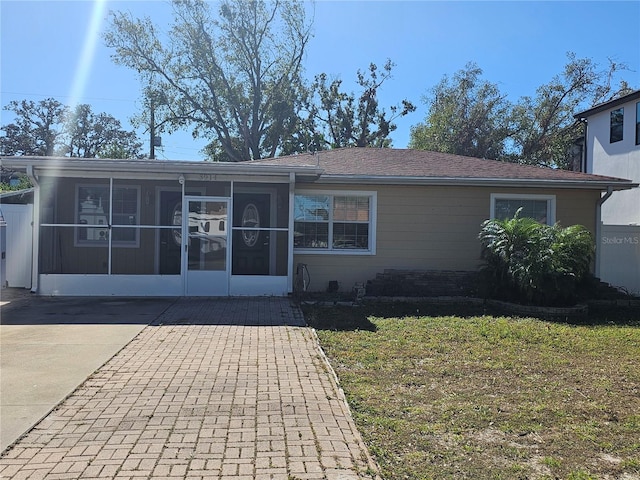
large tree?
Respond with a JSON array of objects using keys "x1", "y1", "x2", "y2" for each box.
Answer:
[
  {"x1": 0, "y1": 98, "x2": 67, "y2": 156},
  {"x1": 105, "y1": 0, "x2": 311, "y2": 162},
  {"x1": 508, "y1": 53, "x2": 632, "y2": 169},
  {"x1": 409, "y1": 63, "x2": 510, "y2": 160},
  {"x1": 410, "y1": 54, "x2": 633, "y2": 169},
  {"x1": 305, "y1": 60, "x2": 416, "y2": 150},
  {"x1": 0, "y1": 99, "x2": 142, "y2": 159},
  {"x1": 66, "y1": 104, "x2": 143, "y2": 159}
]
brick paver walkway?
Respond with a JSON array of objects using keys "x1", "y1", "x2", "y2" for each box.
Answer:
[{"x1": 0, "y1": 298, "x2": 380, "y2": 479}]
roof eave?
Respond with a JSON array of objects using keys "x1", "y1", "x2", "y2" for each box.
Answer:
[
  {"x1": 0, "y1": 156, "x2": 324, "y2": 181},
  {"x1": 574, "y1": 90, "x2": 640, "y2": 119},
  {"x1": 3, "y1": 157, "x2": 635, "y2": 190},
  {"x1": 316, "y1": 174, "x2": 637, "y2": 191}
]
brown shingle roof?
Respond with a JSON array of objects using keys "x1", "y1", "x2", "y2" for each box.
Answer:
[
  {"x1": 250, "y1": 148, "x2": 631, "y2": 185},
  {"x1": 2, "y1": 149, "x2": 633, "y2": 190}
]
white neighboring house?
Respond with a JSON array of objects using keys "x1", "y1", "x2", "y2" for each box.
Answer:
[{"x1": 575, "y1": 90, "x2": 640, "y2": 295}]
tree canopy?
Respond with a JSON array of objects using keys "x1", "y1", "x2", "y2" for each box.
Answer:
[
  {"x1": 305, "y1": 60, "x2": 416, "y2": 150},
  {"x1": 508, "y1": 54, "x2": 632, "y2": 169},
  {"x1": 66, "y1": 104, "x2": 143, "y2": 158},
  {"x1": 409, "y1": 62, "x2": 509, "y2": 160},
  {"x1": 106, "y1": 1, "x2": 416, "y2": 161},
  {"x1": 0, "y1": 98, "x2": 142, "y2": 159},
  {"x1": 0, "y1": 98, "x2": 67, "y2": 156},
  {"x1": 105, "y1": 0, "x2": 311, "y2": 162},
  {"x1": 410, "y1": 53, "x2": 634, "y2": 169}
]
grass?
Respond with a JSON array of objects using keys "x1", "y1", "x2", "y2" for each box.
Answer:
[{"x1": 303, "y1": 302, "x2": 640, "y2": 480}]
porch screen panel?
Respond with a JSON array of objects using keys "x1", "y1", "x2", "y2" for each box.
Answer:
[
  {"x1": 39, "y1": 178, "x2": 170, "y2": 276},
  {"x1": 111, "y1": 228, "x2": 157, "y2": 274},
  {"x1": 39, "y1": 226, "x2": 108, "y2": 274},
  {"x1": 274, "y1": 231, "x2": 289, "y2": 276},
  {"x1": 230, "y1": 230, "x2": 288, "y2": 276},
  {"x1": 38, "y1": 177, "x2": 74, "y2": 224},
  {"x1": 110, "y1": 183, "x2": 140, "y2": 244},
  {"x1": 187, "y1": 199, "x2": 228, "y2": 272},
  {"x1": 76, "y1": 184, "x2": 111, "y2": 244},
  {"x1": 231, "y1": 183, "x2": 289, "y2": 276}
]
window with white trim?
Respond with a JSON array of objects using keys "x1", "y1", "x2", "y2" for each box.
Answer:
[
  {"x1": 294, "y1": 191, "x2": 376, "y2": 253},
  {"x1": 76, "y1": 184, "x2": 140, "y2": 246},
  {"x1": 490, "y1": 194, "x2": 556, "y2": 225}
]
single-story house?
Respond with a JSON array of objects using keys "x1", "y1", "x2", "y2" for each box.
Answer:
[{"x1": 0, "y1": 148, "x2": 635, "y2": 296}]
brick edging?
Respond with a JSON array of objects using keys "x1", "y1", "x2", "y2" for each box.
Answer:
[
  {"x1": 308, "y1": 327, "x2": 383, "y2": 479},
  {"x1": 361, "y1": 296, "x2": 589, "y2": 318}
]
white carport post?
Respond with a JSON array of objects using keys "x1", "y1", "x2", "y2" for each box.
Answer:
[
  {"x1": 178, "y1": 174, "x2": 186, "y2": 296},
  {"x1": 26, "y1": 165, "x2": 39, "y2": 293}
]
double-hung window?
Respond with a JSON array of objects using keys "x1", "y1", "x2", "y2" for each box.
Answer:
[
  {"x1": 294, "y1": 191, "x2": 376, "y2": 254},
  {"x1": 76, "y1": 184, "x2": 140, "y2": 246},
  {"x1": 490, "y1": 194, "x2": 556, "y2": 225}
]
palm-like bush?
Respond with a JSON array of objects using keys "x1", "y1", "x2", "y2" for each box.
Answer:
[{"x1": 479, "y1": 211, "x2": 594, "y2": 306}]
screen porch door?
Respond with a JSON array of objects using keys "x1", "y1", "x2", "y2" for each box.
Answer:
[{"x1": 184, "y1": 197, "x2": 230, "y2": 296}]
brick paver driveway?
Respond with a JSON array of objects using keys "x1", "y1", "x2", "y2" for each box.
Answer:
[{"x1": 0, "y1": 298, "x2": 379, "y2": 479}]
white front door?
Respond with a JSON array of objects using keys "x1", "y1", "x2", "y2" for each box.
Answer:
[{"x1": 184, "y1": 197, "x2": 230, "y2": 296}]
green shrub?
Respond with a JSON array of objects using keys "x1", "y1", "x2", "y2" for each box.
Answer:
[{"x1": 478, "y1": 210, "x2": 594, "y2": 306}]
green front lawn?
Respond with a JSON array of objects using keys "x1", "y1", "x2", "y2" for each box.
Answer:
[{"x1": 304, "y1": 303, "x2": 640, "y2": 480}]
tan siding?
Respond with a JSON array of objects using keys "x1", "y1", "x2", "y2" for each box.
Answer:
[
  {"x1": 555, "y1": 190, "x2": 599, "y2": 233},
  {"x1": 294, "y1": 183, "x2": 602, "y2": 292}
]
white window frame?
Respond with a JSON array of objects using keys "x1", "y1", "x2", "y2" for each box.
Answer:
[
  {"x1": 74, "y1": 183, "x2": 141, "y2": 248},
  {"x1": 490, "y1": 193, "x2": 556, "y2": 226},
  {"x1": 294, "y1": 190, "x2": 377, "y2": 255}
]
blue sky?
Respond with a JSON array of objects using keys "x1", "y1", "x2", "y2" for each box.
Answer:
[{"x1": 1, "y1": 0, "x2": 639, "y2": 161}]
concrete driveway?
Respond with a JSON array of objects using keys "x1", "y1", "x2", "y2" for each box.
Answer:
[{"x1": 0, "y1": 289, "x2": 175, "y2": 451}]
